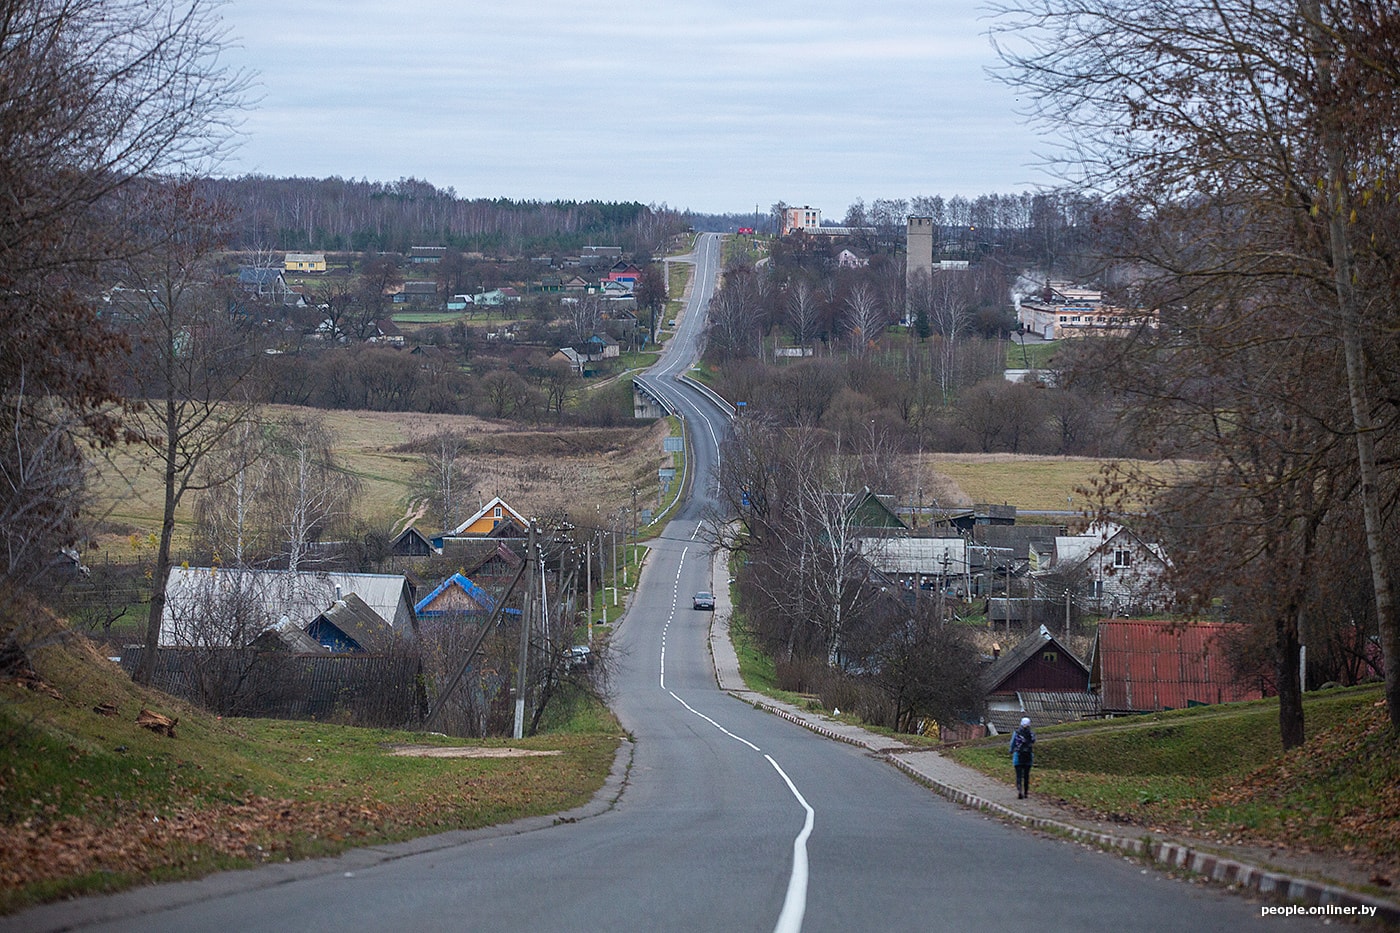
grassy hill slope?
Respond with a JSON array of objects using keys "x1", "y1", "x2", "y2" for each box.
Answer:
[
  {"x1": 947, "y1": 685, "x2": 1399, "y2": 888},
  {"x1": 0, "y1": 605, "x2": 620, "y2": 914}
]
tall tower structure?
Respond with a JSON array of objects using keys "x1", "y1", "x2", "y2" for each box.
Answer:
[{"x1": 906, "y1": 216, "x2": 934, "y2": 291}]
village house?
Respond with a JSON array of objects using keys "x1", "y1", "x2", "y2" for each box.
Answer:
[
  {"x1": 432, "y1": 497, "x2": 530, "y2": 551},
  {"x1": 409, "y1": 246, "x2": 446, "y2": 264},
  {"x1": 283, "y1": 252, "x2": 326, "y2": 273},
  {"x1": 156, "y1": 566, "x2": 417, "y2": 649},
  {"x1": 1029, "y1": 520, "x2": 1169, "y2": 615},
  {"x1": 977, "y1": 625, "x2": 1099, "y2": 734},
  {"x1": 392, "y1": 280, "x2": 440, "y2": 308},
  {"x1": 305, "y1": 593, "x2": 400, "y2": 653},
  {"x1": 237, "y1": 266, "x2": 290, "y2": 297},
  {"x1": 857, "y1": 535, "x2": 967, "y2": 593},
  {"x1": 414, "y1": 572, "x2": 501, "y2": 620}
]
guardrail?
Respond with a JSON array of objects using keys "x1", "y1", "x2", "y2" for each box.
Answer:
[
  {"x1": 676, "y1": 374, "x2": 736, "y2": 418},
  {"x1": 632, "y1": 374, "x2": 677, "y2": 417}
]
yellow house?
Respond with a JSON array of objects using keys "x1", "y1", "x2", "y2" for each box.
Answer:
[
  {"x1": 284, "y1": 252, "x2": 327, "y2": 273},
  {"x1": 445, "y1": 497, "x2": 529, "y2": 537}
]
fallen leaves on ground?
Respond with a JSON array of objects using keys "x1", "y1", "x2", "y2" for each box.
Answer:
[{"x1": 0, "y1": 794, "x2": 393, "y2": 889}]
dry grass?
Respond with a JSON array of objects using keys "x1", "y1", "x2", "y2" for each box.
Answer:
[
  {"x1": 915, "y1": 453, "x2": 1197, "y2": 516},
  {"x1": 87, "y1": 405, "x2": 673, "y2": 546}
]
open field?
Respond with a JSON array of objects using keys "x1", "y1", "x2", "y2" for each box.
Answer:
[
  {"x1": 88, "y1": 403, "x2": 1181, "y2": 553},
  {"x1": 917, "y1": 453, "x2": 1195, "y2": 516},
  {"x1": 89, "y1": 406, "x2": 673, "y2": 547}
]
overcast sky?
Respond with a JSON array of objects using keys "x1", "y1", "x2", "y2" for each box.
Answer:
[{"x1": 218, "y1": 2, "x2": 1054, "y2": 216}]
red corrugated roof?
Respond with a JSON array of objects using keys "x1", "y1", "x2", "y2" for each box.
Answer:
[{"x1": 1092, "y1": 620, "x2": 1265, "y2": 712}]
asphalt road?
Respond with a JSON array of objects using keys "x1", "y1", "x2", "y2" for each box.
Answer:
[{"x1": 21, "y1": 233, "x2": 1326, "y2": 932}]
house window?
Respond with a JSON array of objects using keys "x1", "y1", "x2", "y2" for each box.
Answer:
[
  {"x1": 1114, "y1": 548, "x2": 1133, "y2": 568},
  {"x1": 494, "y1": 506, "x2": 502, "y2": 518},
  {"x1": 1042, "y1": 651, "x2": 1058, "y2": 663}
]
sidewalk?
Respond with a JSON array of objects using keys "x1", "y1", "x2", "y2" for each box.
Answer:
[{"x1": 704, "y1": 556, "x2": 1400, "y2": 924}]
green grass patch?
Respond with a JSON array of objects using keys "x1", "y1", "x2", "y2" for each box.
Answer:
[
  {"x1": 1007, "y1": 339, "x2": 1059, "y2": 370},
  {"x1": 389, "y1": 311, "x2": 466, "y2": 325},
  {"x1": 946, "y1": 685, "x2": 1399, "y2": 873}
]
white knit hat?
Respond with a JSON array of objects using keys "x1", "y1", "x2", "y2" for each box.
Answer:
[{"x1": 1020, "y1": 717, "x2": 1031, "y2": 727}]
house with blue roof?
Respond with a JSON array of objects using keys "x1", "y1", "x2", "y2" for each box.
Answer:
[{"x1": 415, "y1": 572, "x2": 500, "y2": 619}]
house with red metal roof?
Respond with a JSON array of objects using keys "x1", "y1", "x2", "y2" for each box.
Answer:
[{"x1": 1089, "y1": 619, "x2": 1267, "y2": 714}]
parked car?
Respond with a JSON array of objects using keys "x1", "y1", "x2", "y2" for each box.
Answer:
[
  {"x1": 567, "y1": 645, "x2": 592, "y2": 669},
  {"x1": 692, "y1": 591, "x2": 715, "y2": 610}
]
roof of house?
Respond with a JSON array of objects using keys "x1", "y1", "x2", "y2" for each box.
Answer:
[
  {"x1": 554, "y1": 347, "x2": 585, "y2": 364},
  {"x1": 311, "y1": 593, "x2": 397, "y2": 651},
  {"x1": 238, "y1": 267, "x2": 285, "y2": 286},
  {"x1": 445, "y1": 496, "x2": 529, "y2": 538},
  {"x1": 981, "y1": 624, "x2": 1089, "y2": 695},
  {"x1": 251, "y1": 616, "x2": 328, "y2": 654},
  {"x1": 159, "y1": 567, "x2": 415, "y2": 647},
  {"x1": 390, "y1": 525, "x2": 437, "y2": 553},
  {"x1": 842, "y1": 487, "x2": 908, "y2": 530},
  {"x1": 986, "y1": 690, "x2": 1102, "y2": 733},
  {"x1": 858, "y1": 536, "x2": 965, "y2": 574},
  {"x1": 459, "y1": 540, "x2": 524, "y2": 578},
  {"x1": 414, "y1": 572, "x2": 497, "y2": 616},
  {"x1": 1053, "y1": 521, "x2": 1166, "y2": 568},
  {"x1": 1019, "y1": 690, "x2": 1103, "y2": 722},
  {"x1": 1089, "y1": 619, "x2": 1264, "y2": 712},
  {"x1": 972, "y1": 523, "x2": 1061, "y2": 559}
]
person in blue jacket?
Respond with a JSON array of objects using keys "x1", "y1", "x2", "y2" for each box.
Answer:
[{"x1": 1010, "y1": 716, "x2": 1036, "y2": 799}]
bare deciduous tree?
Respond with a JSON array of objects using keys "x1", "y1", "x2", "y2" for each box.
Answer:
[
  {"x1": 264, "y1": 416, "x2": 362, "y2": 572},
  {"x1": 992, "y1": 0, "x2": 1400, "y2": 736},
  {"x1": 0, "y1": 0, "x2": 246, "y2": 609},
  {"x1": 842, "y1": 283, "x2": 884, "y2": 357},
  {"x1": 122, "y1": 183, "x2": 265, "y2": 687},
  {"x1": 193, "y1": 421, "x2": 273, "y2": 567},
  {"x1": 421, "y1": 432, "x2": 471, "y2": 533},
  {"x1": 786, "y1": 280, "x2": 820, "y2": 348}
]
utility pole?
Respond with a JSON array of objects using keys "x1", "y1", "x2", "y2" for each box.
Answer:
[{"x1": 513, "y1": 521, "x2": 537, "y2": 739}]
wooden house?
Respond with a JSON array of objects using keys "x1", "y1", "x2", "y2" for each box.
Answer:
[{"x1": 980, "y1": 625, "x2": 1097, "y2": 733}]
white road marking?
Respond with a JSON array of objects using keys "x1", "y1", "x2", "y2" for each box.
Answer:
[
  {"x1": 657, "y1": 541, "x2": 813, "y2": 933},
  {"x1": 767, "y1": 756, "x2": 814, "y2": 933}
]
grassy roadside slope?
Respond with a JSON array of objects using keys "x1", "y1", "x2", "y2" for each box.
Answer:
[
  {"x1": 0, "y1": 608, "x2": 621, "y2": 914},
  {"x1": 946, "y1": 685, "x2": 1399, "y2": 887}
]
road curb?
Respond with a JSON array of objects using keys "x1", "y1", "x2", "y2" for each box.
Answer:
[{"x1": 729, "y1": 691, "x2": 1400, "y2": 924}]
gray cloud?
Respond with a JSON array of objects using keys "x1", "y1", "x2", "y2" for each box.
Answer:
[{"x1": 221, "y1": 1, "x2": 1052, "y2": 212}]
